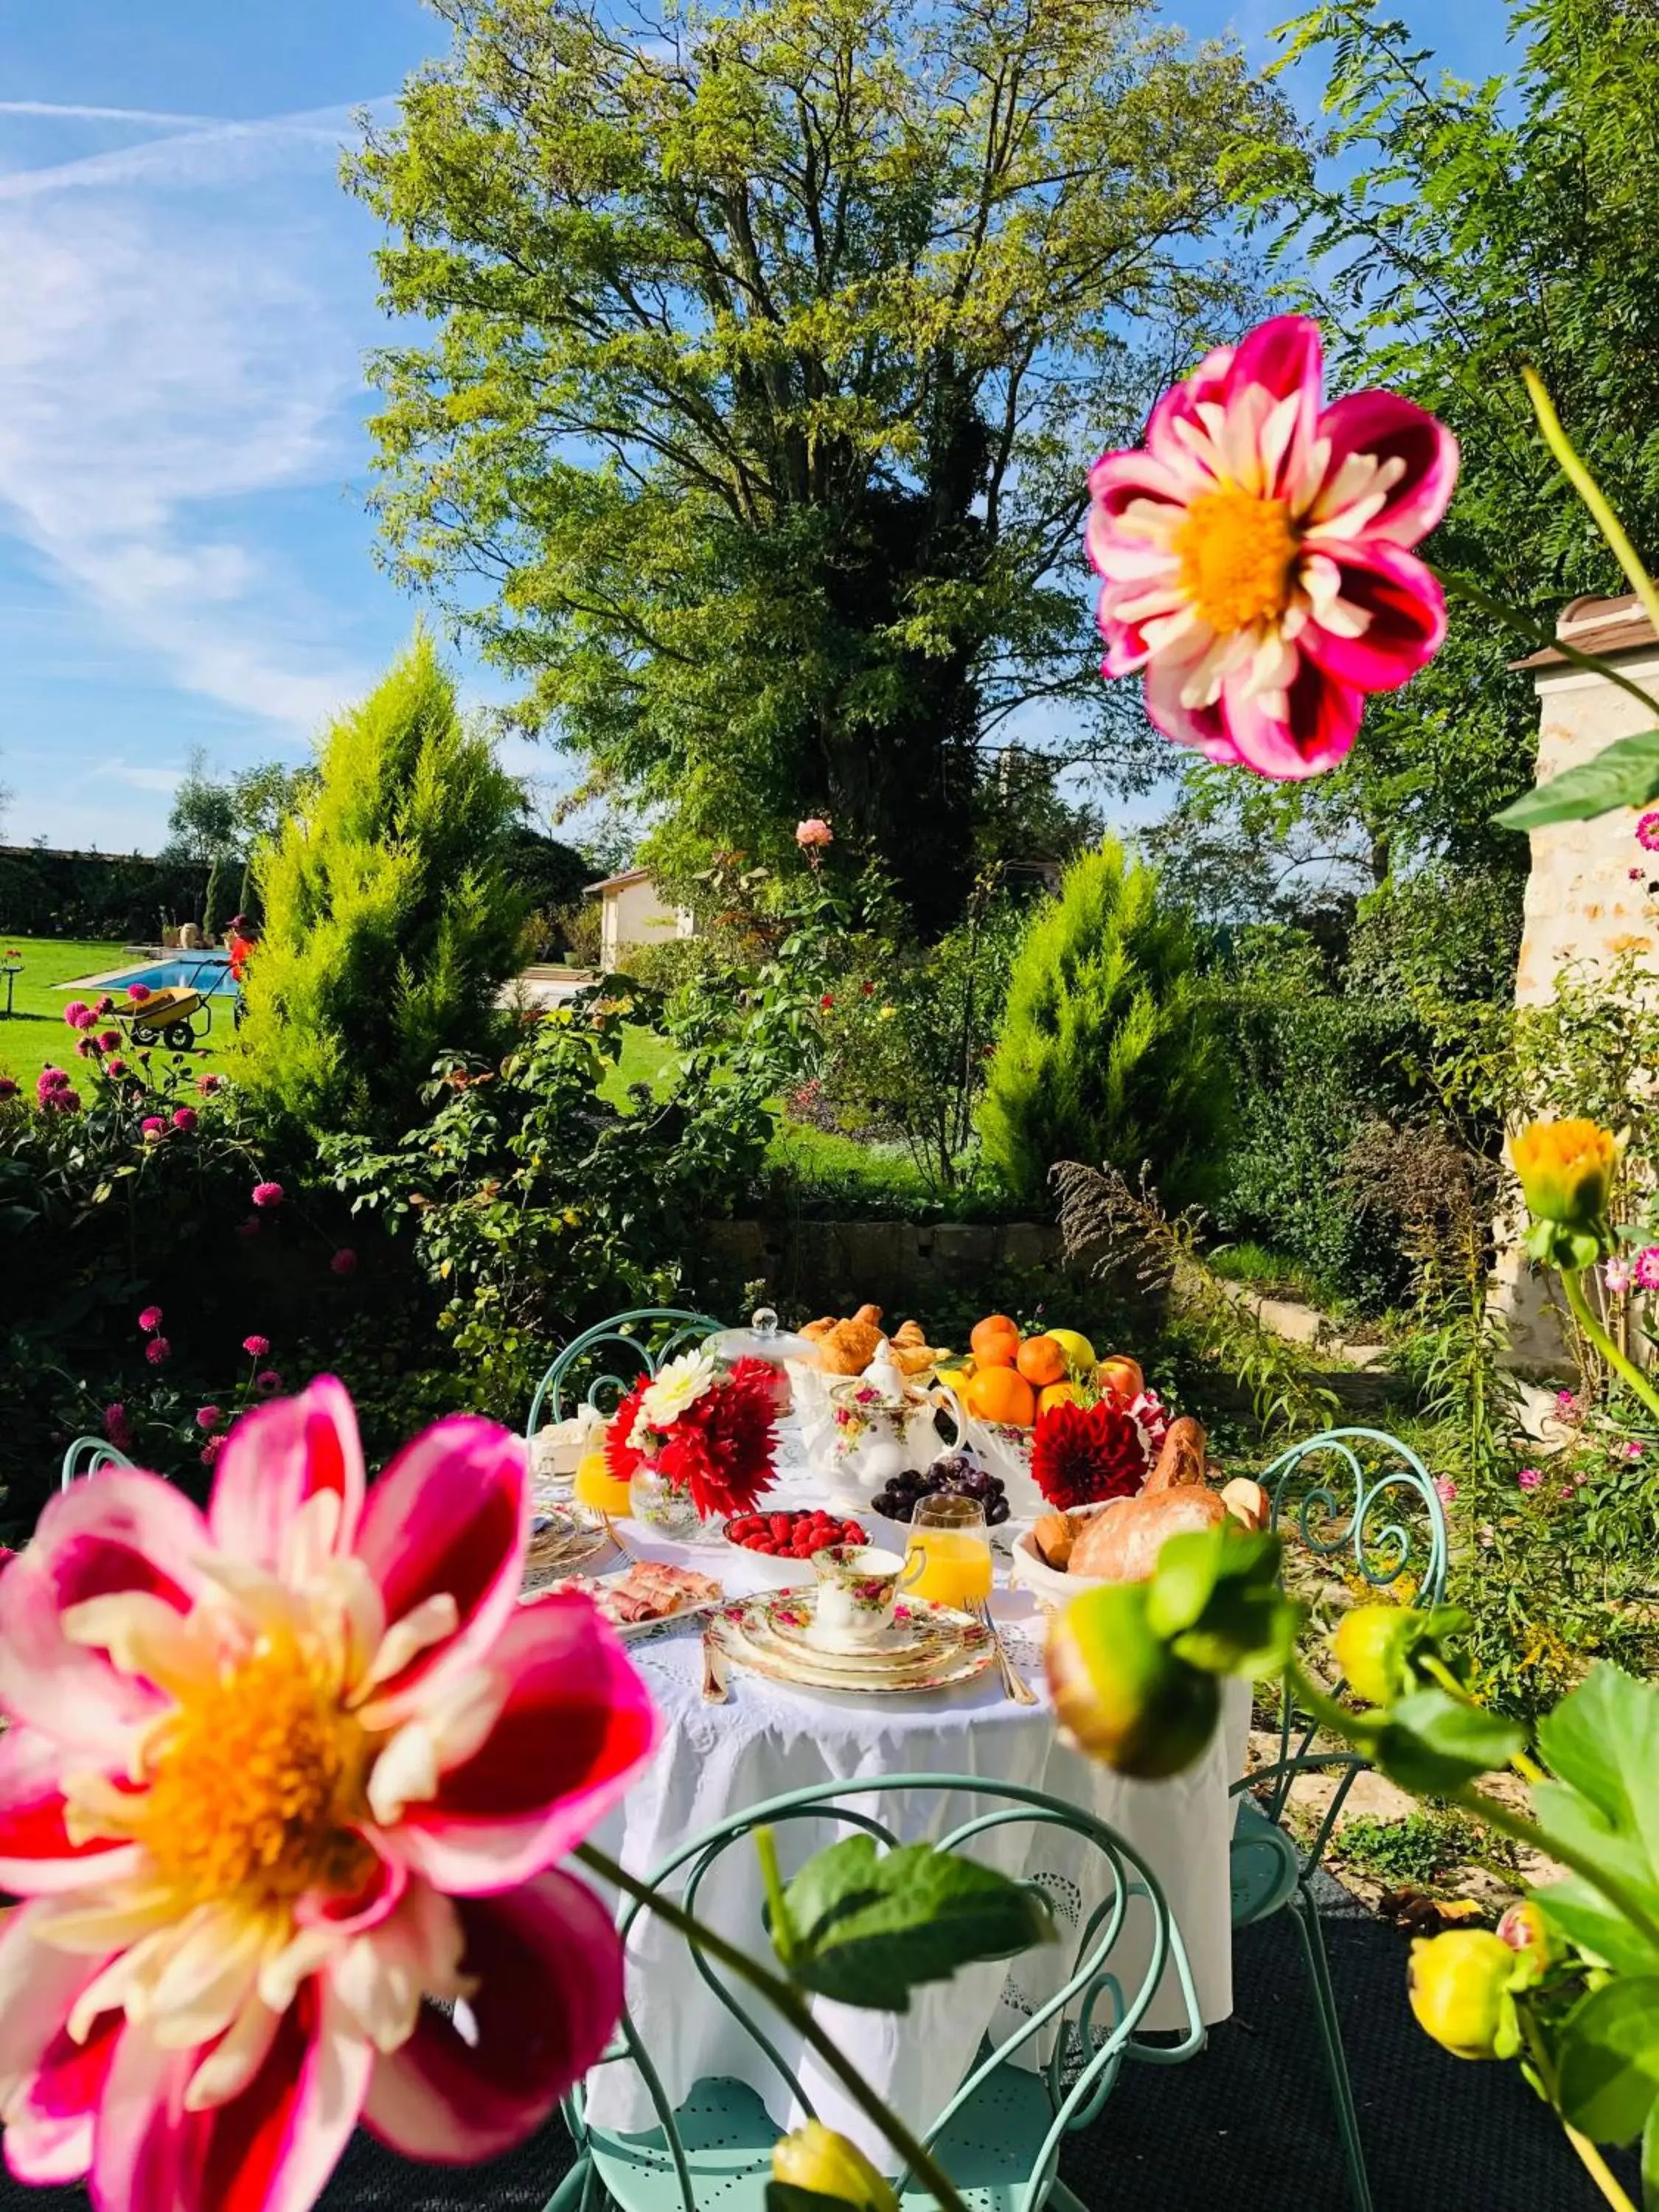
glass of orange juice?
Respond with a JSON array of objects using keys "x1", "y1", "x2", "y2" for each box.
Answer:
[
  {"x1": 905, "y1": 1494, "x2": 992, "y2": 1612},
  {"x1": 574, "y1": 1450, "x2": 634, "y2": 1520}
]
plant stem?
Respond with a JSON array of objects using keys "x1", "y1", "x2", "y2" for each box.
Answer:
[
  {"x1": 1561, "y1": 1267, "x2": 1659, "y2": 1427},
  {"x1": 754, "y1": 1825, "x2": 796, "y2": 1968},
  {"x1": 1520, "y1": 2013, "x2": 1639, "y2": 2212},
  {"x1": 1436, "y1": 568, "x2": 1659, "y2": 724},
  {"x1": 1523, "y1": 369, "x2": 1659, "y2": 650},
  {"x1": 574, "y1": 1841, "x2": 972, "y2": 2212},
  {"x1": 1284, "y1": 1663, "x2": 1659, "y2": 1955}
]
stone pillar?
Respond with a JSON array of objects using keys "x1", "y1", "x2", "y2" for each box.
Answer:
[{"x1": 1495, "y1": 594, "x2": 1659, "y2": 1369}]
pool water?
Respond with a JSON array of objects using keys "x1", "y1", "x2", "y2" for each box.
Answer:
[{"x1": 104, "y1": 956, "x2": 238, "y2": 999}]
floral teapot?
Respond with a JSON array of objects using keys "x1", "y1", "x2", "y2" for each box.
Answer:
[{"x1": 821, "y1": 1345, "x2": 966, "y2": 1498}]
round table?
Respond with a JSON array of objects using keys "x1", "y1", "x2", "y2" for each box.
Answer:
[{"x1": 567, "y1": 1439, "x2": 1250, "y2": 2162}]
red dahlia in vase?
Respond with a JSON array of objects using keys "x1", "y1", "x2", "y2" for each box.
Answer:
[{"x1": 605, "y1": 1352, "x2": 779, "y2": 1520}]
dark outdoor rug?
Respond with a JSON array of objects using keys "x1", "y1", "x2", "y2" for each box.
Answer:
[{"x1": 0, "y1": 1870, "x2": 1638, "y2": 2211}]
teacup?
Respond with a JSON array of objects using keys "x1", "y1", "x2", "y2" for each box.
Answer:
[{"x1": 811, "y1": 1543, "x2": 924, "y2": 1646}]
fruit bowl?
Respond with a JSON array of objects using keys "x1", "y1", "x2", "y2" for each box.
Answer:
[
  {"x1": 723, "y1": 1509, "x2": 869, "y2": 1587},
  {"x1": 867, "y1": 1453, "x2": 1012, "y2": 1536}
]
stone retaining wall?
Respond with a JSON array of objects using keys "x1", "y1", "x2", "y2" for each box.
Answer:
[{"x1": 700, "y1": 1216, "x2": 1063, "y2": 1315}]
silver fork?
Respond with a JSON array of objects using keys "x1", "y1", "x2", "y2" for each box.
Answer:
[{"x1": 977, "y1": 1600, "x2": 1037, "y2": 1705}]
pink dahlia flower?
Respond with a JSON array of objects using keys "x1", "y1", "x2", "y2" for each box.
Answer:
[
  {"x1": 243, "y1": 1334, "x2": 271, "y2": 1360},
  {"x1": 331, "y1": 1248, "x2": 358, "y2": 1277},
  {"x1": 1087, "y1": 314, "x2": 1457, "y2": 779},
  {"x1": 138, "y1": 1307, "x2": 164, "y2": 1335},
  {"x1": 1635, "y1": 1247, "x2": 1659, "y2": 1293},
  {"x1": 795, "y1": 817, "x2": 832, "y2": 849},
  {"x1": 251, "y1": 1181, "x2": 284, "y2": 1211},
  {"x1": 0, "y1": 1378, "x2": 658, "y2": 2209},
  {"x1": 62, "y1": 1001, "x2": 94, "y2": 1032},
  {"x1": 171, "y1": 1107, "x2": 198, "y2": 1133}
]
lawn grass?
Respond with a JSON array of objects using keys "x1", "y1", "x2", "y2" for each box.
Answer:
[{"x1": 0, "y1": 934, "x2": 229, "y2": 1089}]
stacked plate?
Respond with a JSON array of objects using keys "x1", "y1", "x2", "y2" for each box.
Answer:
[
  {"x1": 521, "y1": 1510, "x2": 612, "y2": 1594},
  {"x1": 708, "y1": 1589, "x2": 995, "y2": 1694}
]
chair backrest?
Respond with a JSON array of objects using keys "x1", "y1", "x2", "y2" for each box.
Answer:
[
  {"x1": 569, "y1": 1772, "x2": 1199, "y2": 2212},
  {"x1": 525, "y1": 1307, "x2": 723, "y2": 1436},
  {"x1": 1251, "y1": 1426, "x2": 1450, "y2": 1834},
  {"x1": 60, "y1": 1437, "x2": 135, "y2": 1492},
  {"x1": 1256, "y1": 1425, "x2": 1448, "y2": 1609}
]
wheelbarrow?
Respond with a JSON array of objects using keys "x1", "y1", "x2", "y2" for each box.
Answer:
[{"x1": 119, "y1": 984, "x2": 216, "y2": 1053}]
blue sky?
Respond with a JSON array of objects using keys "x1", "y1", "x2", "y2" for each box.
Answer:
[{"x1": 0, "y1": 0, "x2": 1515, "y2": 855}]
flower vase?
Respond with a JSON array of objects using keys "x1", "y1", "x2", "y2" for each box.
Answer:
[{"x1": 630, "y1": 1460, "x2": 713, "y2": 1543}]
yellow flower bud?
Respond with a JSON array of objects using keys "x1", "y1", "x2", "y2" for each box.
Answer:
[
  {"x1": 1408, "y1": 1930, "x2": 1517, "y2": 2061},
  {"x1": 1496, "y1": 1899, "x2": 1554, "y2": 1977},
  {"x1": 1510, "y1": 1119, "x2": 1617, "y2": 1233},
  {"x1": 1333, "y1": 1606, "x2": 1417, "y2": 1706},
  {"x1": 772, "y1": 2121, "x2": 899, "y2": 2212},
  {"x1": 1045, "y1": 1580, "x2": 1220, "y2": 1779}
]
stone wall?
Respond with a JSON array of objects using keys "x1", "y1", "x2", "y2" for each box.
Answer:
[
  {"x1": 701, "y1": 1216, "x2": 1063, "y2": 1316},
  {"x1": 1496, "y1": 595, "x2": 1659, "y2": 1370}
]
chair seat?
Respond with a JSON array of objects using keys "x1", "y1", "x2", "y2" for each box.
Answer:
[
  {"x1": 1230, "y1": 1795, "x2": 1301, "y2": 1930},
  {"x1": 588, "y1": 2065, "x2": 1065, "y2": 2212}
]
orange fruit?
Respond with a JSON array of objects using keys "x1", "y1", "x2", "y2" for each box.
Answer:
[
  {"x1": 1094, "y1": 1355, "x2": 1145, "y2": 1408},
  {"x1": 970, "y1": 1314, "x2": 1021, "y2": 1367},
  {"x1": 1038, "y1": 1380, "x2": 1088, "y2": 1415},
  {"x1": 964, "y1": 1365, "x2": 1037, "y2": 1427},
  {"x1": 1016, "y1": 1334, "x2": 1068, "y2": 1387}
]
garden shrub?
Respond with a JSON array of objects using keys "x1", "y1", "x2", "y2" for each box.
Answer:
[
  {"x1": 978, "y1": 838, "x2": 1230, "y2": 1211},
  {"x1": 237, "y1": 633, "x2": 528, "y2": 1140}
]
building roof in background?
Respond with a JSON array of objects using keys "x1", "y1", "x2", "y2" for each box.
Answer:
[
  {"x1": 585, "y1": 866, "x2": 653, "y2": 895},
  {"x1": 1515, "y1": 592, "x2": 1659, "y2": 669}
]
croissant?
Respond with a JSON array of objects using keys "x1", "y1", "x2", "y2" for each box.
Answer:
[
  {"x1": 817, "y1": 1318, "x2": 886, "y2": 1375},
  {"x1": 851, "y1": 1303, "x2": 884, "y2": 1328},
  {"x1": 891, "y1": 1318, "x2": 927, "y2": 1348}
]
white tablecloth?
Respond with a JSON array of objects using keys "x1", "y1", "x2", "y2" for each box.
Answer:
[{"x1": 573, "y1": 1441, "x2": 1250, "y2": 2161}]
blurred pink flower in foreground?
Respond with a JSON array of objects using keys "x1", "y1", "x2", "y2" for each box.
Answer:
[
  {"x1": 1087, "y1": 315, "x2": 1457, "y2": 779},
  {"x1": 0, "y1": 1380, "x2": 658, "y2": 2211}
]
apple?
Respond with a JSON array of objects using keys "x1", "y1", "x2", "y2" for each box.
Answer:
[
  {"x1": 1093, "y1": 1354, "x2": 1145, "y2": 1408},
  {"x1": 1046, "y1": 1328, "x2": 1096, "y2": 1379}
]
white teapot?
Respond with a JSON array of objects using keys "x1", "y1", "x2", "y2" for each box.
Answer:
[{"x1": 822, "y1": 1354, "x2": 966, "y2": 1498}]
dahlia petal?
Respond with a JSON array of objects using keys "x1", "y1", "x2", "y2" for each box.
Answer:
[
  {"x1": 361, "y1": 1872, "x2": 622, "y2": 2163},
  {"x1": 1217, "y1": 657, "x2": 1365, "y2": 779},
  {"x1": 0, "y1": 1472, "x2": 210, "y2": 1759},
  {"x1": 350, "y1": 1417, "x2": 529, "y2": 1717},
  {"x1": 1143, "y1": 654, "x2": 1243, "y2": 765},
  {"x1": 190, "y1": 1985, "x2": 372, "y2": 2212},
  {"x1": 1298, "y1": 539, "x2": 1447, "y2": 693},
  {"x1": 1307, "y1": 388, "x2": 1458, "y2": 545},
  {"x1": 5, "y1": 2008, "x2": 121, "y2": 2185},
  {"x1": 1085, "y1": 449, "x2": 1194, "y2": 554},
  {"x1": 88, "y1": 2020, "x2": 195, "y2": 2212},
  {"x1": 328, "y1": 1881, "x2": 466, "y2": 2054},
  {"x1": 0, "y1": 1727, "x2": 143, "y2": 1894},
  {"x1": 209, "y1": 1377, "x2": 366, "y2": 1577},
  {"x1": 0, "y1": 1902, "x2": 107, "y2": 2109},
  {"x1": 184, "y1": 2000, "x2": 282, "y2": 2115},
  {"x1": 1211, "y1": 316, "x2": 1324, "y2": 497},
  {"x1": 388, "y1": 1597, "x2": 661, "y2": 1894},
  {"x1": 145, "y1": 1904, "x2": 267, "y2": 2050},
  {"x1": 294, "y1": 1840, "x2": 406, "y2": 1936}
]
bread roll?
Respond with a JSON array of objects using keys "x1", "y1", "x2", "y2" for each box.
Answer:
[
  {"x1": 1066, "y1": 1486, "x2": 1227, "y2": 1583},
  {"x1": 1220, "y1": 1476, "x2": 1271, "y2": 1532},
  {"x1": 1143, "y1": 1416, "x2": 1208, "y2": 1495},
  {"x1": 1033, "y1": 1512, "x2": 1076, "y2": 1570}
]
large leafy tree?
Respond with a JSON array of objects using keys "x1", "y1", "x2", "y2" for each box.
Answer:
[
  {"x1": 1219, "y1": 0, "x2": 1659, "y2": 987},
  {"x1": 349, "y1": 0, "x2": 1287, "y2": 932}
]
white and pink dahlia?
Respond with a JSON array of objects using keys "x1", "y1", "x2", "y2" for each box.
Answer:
[
  {"x1": 1088, "y1": 315, "x2": 1458, "y2": 779},
  {"x1": 0, "y1": 1379, "x2": 658, "y2": 2211}
]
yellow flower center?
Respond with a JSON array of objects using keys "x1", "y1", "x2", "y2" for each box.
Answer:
[
  {"x1": 1174, "y1": 484, "x2": 1298, "y2": 635},
  {"x1": 137, "y1": 1637, "x2": 373, "y2": 1905}
]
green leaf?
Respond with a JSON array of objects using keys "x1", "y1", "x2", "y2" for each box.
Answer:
[
  {"x1": 1373, "y1": 1688, "x2": 1526, "y2": 1795},
  {"x1": 1537, "y1": 1879, "x2": 1659, "y2": 1981},
  {"x1": 1557, "y1": 1977, "x2": 1659, "y2": 2146},
  {"x1": 1538, "y1": 1666, "x2": 1659, "y2": 1874},
  {"x1": 1494, "y1": 730, "x2": 1659, "y2": 830},
  {"x1": 1642, "y1": 2093, "x2": 1659, "y2": 2212},
  {"x1": 779, "y1": 1837, "x2": 1055, "y2": 2011}
]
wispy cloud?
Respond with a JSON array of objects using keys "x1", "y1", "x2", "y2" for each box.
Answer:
[
  {"x1": 0, "y1": 100, "x2": 220, "y2": 127},
  {"x1": 0, "y1": 101, "x2": 394, "y2": 745}
]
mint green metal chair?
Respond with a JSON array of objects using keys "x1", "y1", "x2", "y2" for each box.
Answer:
[
  {"x1": 550, "y1": 1773, "x2": 1204, "y2": 2212},
  {"x1": 526, "y1": 1308, "x2": 722, "y2": 1436},
  {"x1": 60, "y1": 1437, "x2": 134, "y2": 1490},
  {"x1": 1231, "y1": 1427, "x2": 1449, "y2": 2212}
]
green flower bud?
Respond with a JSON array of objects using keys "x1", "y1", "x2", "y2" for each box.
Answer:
[
  {"x1": 1496, "y1": 1899, "x2": 1554, "y2": 1978},
  {"x1": 1511, "y1": 1119, "x2": 1619, "y2": 1267},
  {"x1": 1408, "y1": 1930, "x2": 1517, "y2": 2061},
  {"x1": 1333, "y1": 1606, "x2": 1419, "y2": 1706},
  {"x1": 772, "y1": 2122, "x2": 898, "y2": 2212},
  {"x1": 1046, "y1": 1580, "x2": 1221, "y2": 1779}
]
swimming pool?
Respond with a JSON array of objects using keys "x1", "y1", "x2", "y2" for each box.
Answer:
[{"x1": 72, "y1": 955, "x2": 239, "y2": 1000}]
